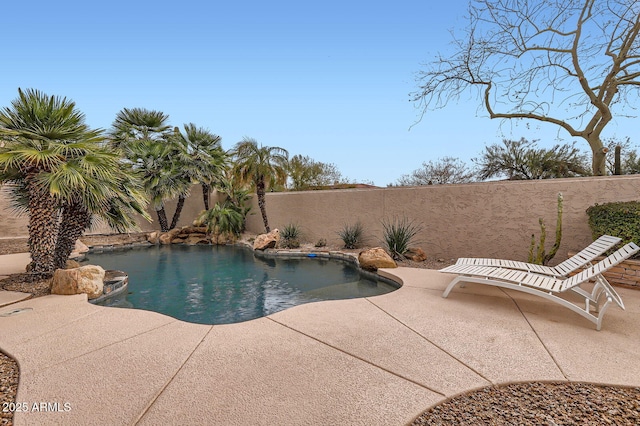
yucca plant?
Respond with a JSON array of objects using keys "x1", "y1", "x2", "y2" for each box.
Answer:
[
  {"x1": 337, "y1": 222, "x2": 364, "y2": 249},
  {"x1": 382, "y1": 216, "x2": 423, "y2": 260},
  {"x1": 279, "y1": 223, "x2": 301, "y2": 248}
]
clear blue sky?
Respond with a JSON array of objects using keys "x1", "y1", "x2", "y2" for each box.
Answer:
[{"x1": 2, "y1": 1, "x2": 636, "y2": 186}]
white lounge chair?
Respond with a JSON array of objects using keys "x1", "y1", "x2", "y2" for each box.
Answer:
[
  {"x1": 440, "y1": 242, "x2": 639, "y2": 330},
  {"x1": 451, "y1": 235, "x2": 622, "y2": 278}
]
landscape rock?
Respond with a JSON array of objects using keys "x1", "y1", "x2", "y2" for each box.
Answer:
[
  {"x1": 66, "y1": 260, "x2": 81, "y2": 269},
  {"x1": 147, "y1": 231, "x2": 160, "y2": 245},
  {"x1": 405, "y1": 247, "x2": 427, "y2": 262},
  {"x1": 185, "y1": 235, "x2": 210, "y2": 245},
  {"x1": 358, "y1": 247, "x2": 397, "y2": 271},
  {"x1": 51, "y1": 265, "x2": 105, "y2": 299},
  {"x1": 74, "y1": 239, "x2": 90, "y2": 254},
  {"x1": 179, "y1": 226, "x2": 208, "y2": 235},
  {"x1": 253, "y1": 229, "x2": 280, "y2": 250},
  {"x1": 159, "y1": 228, "x2": 181, "y2": 245}
]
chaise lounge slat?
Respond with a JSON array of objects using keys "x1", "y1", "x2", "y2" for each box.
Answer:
[
  {"x1": 446, "y1": 235, "x2": 622, "y2": 278},
  {"x1": 440, "y1": 242, "x2": 639, "y2": 330}
]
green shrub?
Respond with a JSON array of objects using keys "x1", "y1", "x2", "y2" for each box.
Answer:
[
  {"x1": 382, "y1": 216, "x2": 423, "y2": 260},
  {"x1": 279, "y1": 223, "x2": 301, "y2": 248},
  {"x1": 586, "y1": 201, "x2": 640, "y2": 247},
  {"x1": 195, "y1": 203, "x2": 244, "y2": 244},
  {"x1": 338, "y1": 222, "x2": 364, "y2": 249}
]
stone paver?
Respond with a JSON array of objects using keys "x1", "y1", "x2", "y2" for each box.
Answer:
[{"x1": 1, "y1": 259, "x2": 639, "y2": 425}]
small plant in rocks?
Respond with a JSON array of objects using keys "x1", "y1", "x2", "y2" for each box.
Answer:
[
  {"x1": 279, "y1": 223, "x2": 301, "y2": 248},
  {"x1": 338, "y1": 222, "x2": 364, "y2": 249},
  {"x1": 382, "y1": 216, "x2": 423, "y2": 260},
  {"x1": 315, "y1": 238, "x2": 327, "y2": 248}
]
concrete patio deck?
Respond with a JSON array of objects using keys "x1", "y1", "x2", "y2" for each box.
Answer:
[{"x1": 1, "y1": 255, "x2": 640, "y2": 425}]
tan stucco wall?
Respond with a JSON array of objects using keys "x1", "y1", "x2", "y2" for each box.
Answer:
[
  {"x1": 244, "y1": 175, "x2": 640, "y2": 263},
  {"x1": 2, "y1": 176, "x2": 639, "y2": 264},
  {"x1": 0, "y1": 186, "x2": 219, "y2": 236}
]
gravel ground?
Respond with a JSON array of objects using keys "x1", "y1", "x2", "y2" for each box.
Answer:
[
  {"x1": 412, "y1": 381, "x2": 640, "y2": 425},
  {"x1": 1, "y1": 236, "x2": 639, "y2": 425},
  {"x1": 0, "y1": 352, "x2": 19, "y2": 426}
]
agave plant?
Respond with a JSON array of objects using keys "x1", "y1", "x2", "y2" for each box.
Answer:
[
  {"x1": 381, "y1": 216, "x2": 423, "y2": 260},
  {"x1": 279, "y1": 223, "x2": 301, "y2": 248},
  {"x1": 337, "y1": 222, "x2": 364, "y2": 249}
]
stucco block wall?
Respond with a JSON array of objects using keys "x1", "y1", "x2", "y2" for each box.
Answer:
[
  {"x1": 2, "y1": 176, "x2": 639, "y2": 264},
  {"x1": 245, "y1": 175, "x2": 640, "y2": 263},
  {"x1": 0, "y1": 186, "x2": 219, "y2": 237}
]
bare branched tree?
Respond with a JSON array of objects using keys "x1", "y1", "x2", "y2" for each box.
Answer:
[
  {"x1": 413, "y1": 0, "x2": 640, "y2": 175},
  {"x1": 395, "y1": 157, "x2": 476, "y2": 186}
]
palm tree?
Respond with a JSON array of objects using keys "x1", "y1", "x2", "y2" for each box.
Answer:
[
  {"x1": 0, "y1": 89, "x2": 96, "y2": 275},
  {"x1": 110, "y1": 107, "x2": 171, "y2": 153},
  {"x1": 132, "y1": 138, "x2": 188, "y2": 232},
  {"x1": 109, "y1": 108, "x2": 189, "y2": 232},
  {"x1": 0, "y1": 89, "x2": 149, "y2": 275},
  {"x1": 172, "y1": 123, "x2": 227, "y2": 210},
  {"x1": 232, "y1": 137, "x2": 288, "y2": 232},
  {"x1": 50, "y1": 156, "x2": 149, "y2": 269}
]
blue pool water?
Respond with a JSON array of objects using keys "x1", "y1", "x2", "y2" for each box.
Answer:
[{"x1": 88, "y1": 245, "x2": 398, "y2": 324}]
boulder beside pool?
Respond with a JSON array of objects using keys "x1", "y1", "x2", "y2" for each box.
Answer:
[
  {"x1": 51, "y1": 265, "x2": 105, "y2": 299},
  {"x1": 358, "y1": 247, "x2": 397, "y2": 271},
  {"x1": 253, "y1": 229, "x2": 280, "y2": 250}
]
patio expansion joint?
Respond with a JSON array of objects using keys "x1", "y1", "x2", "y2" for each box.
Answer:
[
  {"x1": 19, "y1": 316, "x2": 184, "y2": 375},
  {"x1": 265, "y1": 316, "x2": 447, "y2": 398},
  {"x1": 3, "y1": 302, "x2": 102, "y2": 348},
  {"x1": 498, "y1": 288, "x2": 569, "y2": 381},
  {"x1": 132, "y1": 324, "x2": 214, "y2": 425},
  {"x1": 362, "y1": 297, "x2": 494, "y2": 387}
]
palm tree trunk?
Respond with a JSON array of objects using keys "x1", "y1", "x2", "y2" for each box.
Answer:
[
  {"x1": 54, "y1": 201, "x2": 91, "y2": 270},
  {"x1": 170, "y1": 195, "x2": 186, "y2": 230},
  {"x1": 156, "y1": 207, "x2": 169, "y2": 232},
  {"x1": 26, "y1": 176, "x2": 58, "y2": 276},
  {"x1": 202, "y1": 183, "x2": 211, "y2": 211},
  {"x1": 256, "y1": 179, "x2": 270, "y2": 232}
]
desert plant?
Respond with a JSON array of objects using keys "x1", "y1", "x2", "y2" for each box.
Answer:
[
  {"x1": 337, "y1": 222, "x2": 364, "y2": 249},
  {"x1": 528, "y1": 193, "x2": 563, "y2": 265},
  {"x1": 315, "y1": 238, "x2": 327, "y2": 248},
  {"x1": 381, "y1": 216, "x2": 423, "y2": 260},
  {"x1": 279, "y1": 223, "x2": 301, "y2": 249},
  {"x1": 195, "y1": 203, "x2": 244, "y2": 244}
]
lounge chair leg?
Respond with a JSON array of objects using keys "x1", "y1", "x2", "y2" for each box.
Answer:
[{"x1": 442, "y1": 277, "x2": 462, "y2": 298}]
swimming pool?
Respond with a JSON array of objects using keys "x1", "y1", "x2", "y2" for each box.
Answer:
[{"x1": 88, "y1": 245, "x2": 398, "y2": 324}]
